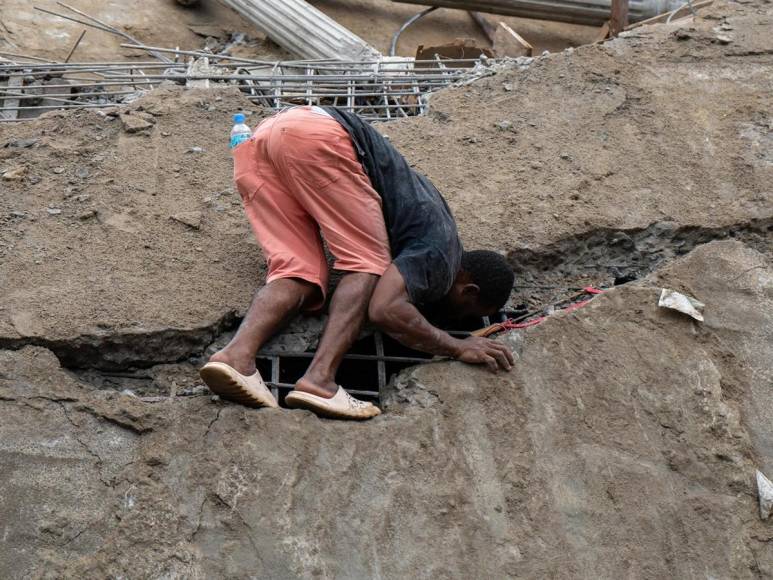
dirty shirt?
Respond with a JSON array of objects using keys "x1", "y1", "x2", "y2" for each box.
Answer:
[{"x1": 323, "y1": 108, "x2": 463, "y2": 306}]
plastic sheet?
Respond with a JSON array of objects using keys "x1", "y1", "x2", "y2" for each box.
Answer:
[{"x1": 658, "y1": 288, "x2": 705, "y2": 322}]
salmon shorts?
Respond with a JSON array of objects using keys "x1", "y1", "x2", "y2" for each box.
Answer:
[{"x1": 232, "y1": 107, "x2": 391, "y2": 310}]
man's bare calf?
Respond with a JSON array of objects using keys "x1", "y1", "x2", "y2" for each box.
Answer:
[
  {"x1": 295, "y1": 272, "x2": 378, "y2": 398},
  {"x1": 209, "y1": 272, "x2": 378, "y2": 398},
  {"x1": 208, "y1": 277, "x2": 320, "y2": 376}
]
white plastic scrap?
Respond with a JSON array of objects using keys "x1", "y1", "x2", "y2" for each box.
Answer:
[
  {"x1": 658, "y1": 289, "x2": 705, "y2": 322},
  {"x1": 757, "y1": 470, "x2": 773, "y2": 520}
]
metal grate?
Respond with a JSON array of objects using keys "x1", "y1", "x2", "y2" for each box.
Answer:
[{"x1": 255, "y1": 324, "x2": 488, "y2": 405}]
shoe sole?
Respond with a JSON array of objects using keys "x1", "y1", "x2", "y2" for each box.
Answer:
[{"x1": 199, "y1": 364, "x2": 276, "y2": 408}]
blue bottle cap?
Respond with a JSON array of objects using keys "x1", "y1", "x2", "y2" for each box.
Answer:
[{"x1": 233, "y1": 113, "x2": 246, "y2": 123}]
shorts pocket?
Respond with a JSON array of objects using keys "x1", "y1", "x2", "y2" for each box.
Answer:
[{"x1": 283, "y1": 135, "x2": 345, "y2": 190}]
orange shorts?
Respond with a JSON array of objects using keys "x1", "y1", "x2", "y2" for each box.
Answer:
[{"x1": 233, "y1": 107, "x2": 391, "y2": 309}]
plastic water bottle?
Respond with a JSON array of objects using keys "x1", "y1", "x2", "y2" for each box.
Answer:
[{"x1": 230, "y1": 113, "x2": 251, "y2": 149}]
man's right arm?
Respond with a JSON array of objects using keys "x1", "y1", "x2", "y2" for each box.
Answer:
[{"x1": 368, "y1": 264, "x2": 513, "y2": 372}]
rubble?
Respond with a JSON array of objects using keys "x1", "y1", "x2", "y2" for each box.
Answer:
[
  {"x1": 170, "y1": 211, "x2": 203, "y2": 230},
  {"x1": 0, "y1": 0, "x2": 771, "y2": 577},
  {"x1": 1, "y1": 164, "x2": 25, "y2": 179},
  {"x1": 119, "y1": 111, "x2": 155, "y2": 133}
]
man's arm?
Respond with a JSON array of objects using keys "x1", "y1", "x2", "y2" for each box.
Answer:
[{"x1": 368, "y1": 264, "x2": 513, "y2": 372}]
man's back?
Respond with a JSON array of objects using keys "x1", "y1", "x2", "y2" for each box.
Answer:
[{"x1": 324, "y1": 108, "x2": 463, "y2": 306}]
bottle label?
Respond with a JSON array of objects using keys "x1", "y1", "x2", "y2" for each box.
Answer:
[{"x1": 230, "y1": 134, "x2": 250, "y2": 149}]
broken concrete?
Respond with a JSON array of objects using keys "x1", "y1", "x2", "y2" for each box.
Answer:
[
  {"x1": 0, "y1": 1, "x2": 771, "y2": 576},
  {"x1": 119, "y1": 111, "x2": 155, "y2": 133},
  {"x1": 1, "y1": 0, "x2": 770, "y2": 366},
  {"x1": 1, "y1": 241, "x2": 771, "y2": 577}
]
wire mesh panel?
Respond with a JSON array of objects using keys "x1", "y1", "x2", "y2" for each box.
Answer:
[{"x1": 0, "y1": 52, "x2": 499, "y2": 122}]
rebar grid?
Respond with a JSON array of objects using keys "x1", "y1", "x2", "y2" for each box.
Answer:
[
  {"x1": 256, "y1": 327, "x2": 477, "y2": 402},
  {"x1": 0, "y1": 49, "x2": 498, "y2": 122}
]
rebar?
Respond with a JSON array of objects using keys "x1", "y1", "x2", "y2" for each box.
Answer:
[
  {"x1": 34, "y1": 2, "x2": 172, "y2": 63},
  {"x1": 0, "y1": 50, "x2": 497, "y2": 121},
  {"x1": 390, "y1": 7, "x2": 438, "y2": 56}
]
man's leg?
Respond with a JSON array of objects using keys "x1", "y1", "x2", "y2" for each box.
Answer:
[
  {"x1": 295, "y1": 272, "x2": 378, "y2": 397},
  {"x1": 271, "y1": 109, "x2": 389, "y2": 412},
  {"x1": 209, "y1": 277, "x2": 320, "y2": 376}
]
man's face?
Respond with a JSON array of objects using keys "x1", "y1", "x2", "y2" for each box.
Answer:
[
  {"x1": 428, "y1": 291, "x2": 497, "y2": 327},
  {"x1": 450, "y1": 294, "x2": 498, "y2": 320}
]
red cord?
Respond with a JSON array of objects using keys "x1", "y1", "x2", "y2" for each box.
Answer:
[{"x1": 498, "y1": 286, "x2": 605, "y2": 332}]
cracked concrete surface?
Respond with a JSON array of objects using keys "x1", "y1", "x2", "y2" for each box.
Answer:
[
  {"x1": 0, "y1": 0, "x2": 772, "y2": 577},
  {"x1": 1, "y1": 241, "x2": 772, "y2": 578}
]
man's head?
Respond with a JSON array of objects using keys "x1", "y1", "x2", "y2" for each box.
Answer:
[{"x1": 444, "y1": 250, "x2": 515, "y2": 320}]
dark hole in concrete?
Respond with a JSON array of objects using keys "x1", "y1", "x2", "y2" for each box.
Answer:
[{"x1": 257, "y1": 324, "x2": 480, "y2": 407}]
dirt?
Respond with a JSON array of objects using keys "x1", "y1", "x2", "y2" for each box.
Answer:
[
  {"x1": 0, "y1": 87, "x2": 269, "y2": 367},
  {"x1": 0, "y1": 0, "x2": 772, "y2": 577},
  {"x1": 0, "y1": 0, "x2": 289, "y2": 62}
]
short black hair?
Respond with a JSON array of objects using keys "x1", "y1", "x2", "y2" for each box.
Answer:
[{"x1": 461, "y1": 250, "x2": 515, "y2": 310}]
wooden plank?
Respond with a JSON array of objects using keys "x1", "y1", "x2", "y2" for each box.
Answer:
[
  {"x1": 492, "y1": 22, "x2": 532, "y2": 57},
  {"x1": 593, "y1": 21, "x2": 610, "y2": 43}
]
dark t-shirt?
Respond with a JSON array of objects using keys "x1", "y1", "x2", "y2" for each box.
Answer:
[{"x1": 324, "y1": 108, "x2": 463, "y2": 305}]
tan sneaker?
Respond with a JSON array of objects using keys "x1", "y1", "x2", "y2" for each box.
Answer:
[
  {"x1": 285, "y1": 386, "x2": 381, "y2": 420},
  {"x1": 199, "y1": 362, "x2": 278, "y2": 408}
]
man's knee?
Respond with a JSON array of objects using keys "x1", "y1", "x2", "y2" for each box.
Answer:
[{"x1": 265, "y1": 277, "x2": 323, "y2": 310}]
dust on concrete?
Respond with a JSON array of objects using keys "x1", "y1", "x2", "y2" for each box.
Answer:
[
  {"x1": 1, "y1": 0, "x2": 769, "y2": 363},
  {"x1": 1, "y1": 241, "x2": 772, "y2": 578},
  {"x1": 0, "y1": 0, "x2": 772, "y2": 577}
]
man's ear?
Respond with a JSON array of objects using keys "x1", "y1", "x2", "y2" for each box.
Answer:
[{"x1": 461, "y1": 283, "x2": 480, "y2": 297}]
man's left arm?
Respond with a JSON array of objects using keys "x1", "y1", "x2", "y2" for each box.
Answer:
[{"x1": 368, "y1": 264, "x2": 513, "y2": 372}]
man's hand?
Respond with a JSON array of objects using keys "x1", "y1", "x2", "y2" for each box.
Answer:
[{"x1": 453, "y1": 336, "x2": 514, "y2": 372}]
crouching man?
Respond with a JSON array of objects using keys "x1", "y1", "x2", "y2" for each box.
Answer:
[{"x1": 200, "y1": 106, "x2": 515, "y2": 420}]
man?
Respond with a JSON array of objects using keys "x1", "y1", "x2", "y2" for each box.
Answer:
[{"x1": 200, "y1": 106, "x2": 515, "y2": 420}]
